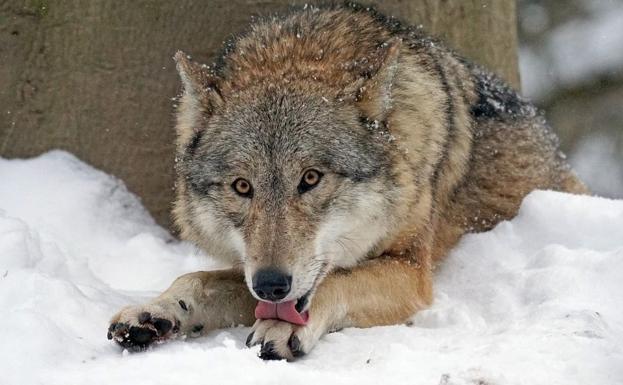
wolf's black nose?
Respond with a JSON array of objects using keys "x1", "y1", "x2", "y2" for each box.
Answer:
[{"x1": 252, "y1": 269, "x2": 292, "y2": 301}]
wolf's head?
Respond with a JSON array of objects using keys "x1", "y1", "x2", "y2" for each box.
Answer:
[{"x1": 172, "y1": 40, "x2": 403, "y2": 309}]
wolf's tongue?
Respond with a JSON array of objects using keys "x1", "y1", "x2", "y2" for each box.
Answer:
[{"x1": 255, "y1": 300, "x2": 309, "y2": 325}]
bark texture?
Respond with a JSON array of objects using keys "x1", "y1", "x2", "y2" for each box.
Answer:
[{"x1": 0, "y1": 0, "x2": 519, "y2": 227}]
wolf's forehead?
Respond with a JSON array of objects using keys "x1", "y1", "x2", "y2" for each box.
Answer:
[
  {"x1": 215, "y1": 94, "x2": 336, "y2": 158},
  {"x1": 225, "y1": 91, "x2": 330, "y2": 136},
  {"x1": 216, "y1": 121, "x2": 330, "y2": 169},
  {"x1": 199, "y1": 90, "x2": 388, "y2": 179}
]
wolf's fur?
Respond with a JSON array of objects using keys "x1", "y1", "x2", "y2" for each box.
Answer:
[{"x1": 109, "y1": 2, "x2": 587, "y2": 360}]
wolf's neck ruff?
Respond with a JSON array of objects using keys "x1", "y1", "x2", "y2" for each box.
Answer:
[{"x1": 255, "y1": 300, "x2": 310, "y2": 325}]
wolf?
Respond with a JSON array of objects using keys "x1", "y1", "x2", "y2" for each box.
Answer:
[{"x1": 107, "y1": 2, "x2": 587, "y2": 360}]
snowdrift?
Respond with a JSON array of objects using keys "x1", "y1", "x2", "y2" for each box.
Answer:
[{"x1": 1, "y1": 151, "x2": 622, "y2": 385}]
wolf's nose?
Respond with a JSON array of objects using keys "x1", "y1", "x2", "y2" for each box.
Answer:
[{"x1": 252, "y1": 269, "x2": 292, "y2": 301}]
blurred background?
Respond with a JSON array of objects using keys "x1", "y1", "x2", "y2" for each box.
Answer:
[{"x1": 518, "y1": 0, "x2": 623, "y2": 198}]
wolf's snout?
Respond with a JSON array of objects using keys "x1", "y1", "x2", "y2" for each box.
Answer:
[{"x1": 252, "y1": 269, "x2": 292, "y2": 301}]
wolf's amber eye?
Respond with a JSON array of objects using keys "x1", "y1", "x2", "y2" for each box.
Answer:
[
  {"x1": 298, "y1": 169, "x2": 323, "y2": 194},
  {"x1": 232, "y1": 178, "x2": 253, "y2": 198}
]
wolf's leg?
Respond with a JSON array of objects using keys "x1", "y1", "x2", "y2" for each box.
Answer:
[
  {"x1": 247, "y1": 258, "x2": 433, "y2": 360},
  {"x1": 108, "y1": 269, "x2": 255, "y2": 350}
]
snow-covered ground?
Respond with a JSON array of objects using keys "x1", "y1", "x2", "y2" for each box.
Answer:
[{"x1": 1, "y1": 151, "x2": 622, "y2": 385}]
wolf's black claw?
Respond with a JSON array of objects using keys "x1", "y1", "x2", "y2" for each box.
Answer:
[
  {"x1": 107, "y1": 323, "x2": 117, "y2": 340},
  {"x1": 138, "y1": 312, "x2": 151, "y2": 324},
  {"x1": 245, "y1": 332, "x2": 255, "y2": 347},
  {"x1": 178, "y1": 300, "x2": 188, "y2": 311},
  {"x1": 113, "y1": 322, "x2": 127, "y2": 332},
  {"x1": 259, "y1": 341, "x2": 283, "y2": 360},
  {"x1": 288, "y1": 334, "x2": 305, "y2": 357}
]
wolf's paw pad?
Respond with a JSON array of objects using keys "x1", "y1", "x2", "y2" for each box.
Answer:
[
  {"x1": 108, "y1": 306, "x2": 180, "y2": 351},
  {"x1": 246, "y1": 319, "x2": 317, "y2": 361}
]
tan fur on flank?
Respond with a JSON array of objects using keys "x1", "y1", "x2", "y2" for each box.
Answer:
[{"x1": 108, "y1": 2, "x2": 588, "y2": 360}]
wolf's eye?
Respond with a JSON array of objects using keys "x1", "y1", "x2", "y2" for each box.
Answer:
[
  {"x1": 298, "y1": 169, "x2": 323, "y2": 194},
  {"x1": 232, "y1": 178, "x2": 253, "y2": 198}
]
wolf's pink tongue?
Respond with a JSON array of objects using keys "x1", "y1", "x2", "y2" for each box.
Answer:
[{"x1": 255, "y1": 300, "x2": 309, "y2": 325}]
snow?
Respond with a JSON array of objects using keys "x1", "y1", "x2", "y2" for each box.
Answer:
[{"x1": 2, "y1": 151, "x2": 623, "y2": 385}]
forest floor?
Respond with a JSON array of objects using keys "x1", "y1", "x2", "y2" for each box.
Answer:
[{"x1": 1, "y1": 151, "x2": 622, "y2": 385}]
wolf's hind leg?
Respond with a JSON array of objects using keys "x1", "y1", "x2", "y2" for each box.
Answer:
[{"x1": 108, "y1": 269, "x2": 256, "y2": 351}]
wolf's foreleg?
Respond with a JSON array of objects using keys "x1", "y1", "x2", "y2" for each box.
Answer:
[
  {"x1": 247, "y1": 258, "x2": 433, "y2": 360},
  {"x1": 108, "y1": 269, "x2": 255, "y2": 350}
]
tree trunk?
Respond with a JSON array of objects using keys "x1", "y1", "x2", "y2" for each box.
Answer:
[{"x1": 0, "y1": 0, "x2": 519, "y2": 228}]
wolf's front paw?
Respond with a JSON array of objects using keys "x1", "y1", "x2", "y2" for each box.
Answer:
[
  {"x1": 246, "y1": 319, "x2": 322, "y2": 361},
  {"x1": 108, "y1": 303, "x2": 182, "y2": 351}
]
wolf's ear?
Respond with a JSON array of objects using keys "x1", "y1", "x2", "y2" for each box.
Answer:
[
  {"x1": 173, "y1": 51, "x2": 224, "y2": 148},
  {"x1": 174, "y1": 51, "x2": 223, "y2": 110},
  {"x1": 342, "y1": 38, "x2": 402, "y2": 120}
]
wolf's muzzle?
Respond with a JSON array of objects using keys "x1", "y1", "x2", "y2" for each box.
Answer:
[{"x1": 252, "y1": 268, "x2": 292, "y2": 301}]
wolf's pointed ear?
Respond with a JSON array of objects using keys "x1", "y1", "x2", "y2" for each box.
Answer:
[
  {"x1": 173, "y1": 51, "x2": 224, "y2": 149},
  {"x1": 342, "y1": 38, "x2": 403, "y2": 120},
  {"x1": 174, "y1": 51, "x2": 223, "y2": 110}
]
